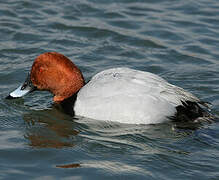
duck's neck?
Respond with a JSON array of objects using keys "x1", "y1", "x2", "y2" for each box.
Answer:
[{"x1": 54, "y1": 80, "x2": 90, "y2": 116}]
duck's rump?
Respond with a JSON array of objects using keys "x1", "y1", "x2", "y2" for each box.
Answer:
[{"x1": 173, "y1": 100, "x2": 212, "y2": 122}]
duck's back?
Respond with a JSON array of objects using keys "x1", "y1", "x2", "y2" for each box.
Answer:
[{"x1": 74, "y1": 68, "x2": 201, "y2": 124}]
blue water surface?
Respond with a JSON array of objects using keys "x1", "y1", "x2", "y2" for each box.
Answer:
[{"x1": 0, "y1": 0, "x2": 219, "y2": 179}]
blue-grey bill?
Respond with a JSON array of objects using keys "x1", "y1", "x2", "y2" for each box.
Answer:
[
  {"x1": 6, "y1": 73, "x2": 36, "y2": 99},
  {"x1": 9, "y1": 85, "x2": 33, "y2": 98}
]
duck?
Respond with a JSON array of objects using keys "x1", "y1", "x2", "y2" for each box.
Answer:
[{"x1": 7, "y1": 52, "x2": 211, "y2": 124}]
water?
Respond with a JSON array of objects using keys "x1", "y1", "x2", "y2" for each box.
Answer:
[{"x1": 0, "y1": 0, "x2": 219, "y2": 179}]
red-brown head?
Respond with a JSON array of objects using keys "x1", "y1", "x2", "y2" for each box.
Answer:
[{"x1": 7, "y1": 52, "x2": 85, "y2": 103}]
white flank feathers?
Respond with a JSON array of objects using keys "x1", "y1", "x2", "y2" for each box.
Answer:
[{"x1": 74, "y1": 68, "x2": 201, "y2": 124}]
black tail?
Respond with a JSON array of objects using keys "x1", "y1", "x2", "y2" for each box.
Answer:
[{"x1": 173, "y1": 101, "x2": 212, "y2": 123}]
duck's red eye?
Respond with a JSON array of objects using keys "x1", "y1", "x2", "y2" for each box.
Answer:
[
  {"x1": 39, "y1": 66, "x2": 47, "y2": 72},
  {"x1": 39, "y1": 67, "x2": 43, "y2": 72}
]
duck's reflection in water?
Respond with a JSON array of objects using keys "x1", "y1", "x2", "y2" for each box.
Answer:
[
  {"x1": 23, "y1": 105, "x2": 79, "y2": 149},
  {"x1": 23, "y1": 105, "x2": 82, "y2": 168}
]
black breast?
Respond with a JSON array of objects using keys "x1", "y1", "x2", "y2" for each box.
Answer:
[{"x1": 58, "y1": 93, "x2": 78, "y2": 116}]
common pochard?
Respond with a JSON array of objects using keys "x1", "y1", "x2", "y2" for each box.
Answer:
[{"x1": 7, "y1": 52, "x2": 211, "y2": 124}]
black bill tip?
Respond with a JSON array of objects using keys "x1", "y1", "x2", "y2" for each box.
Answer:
[{"x1": 5, "y1": 95, "x2": 17, "y2": 99}]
